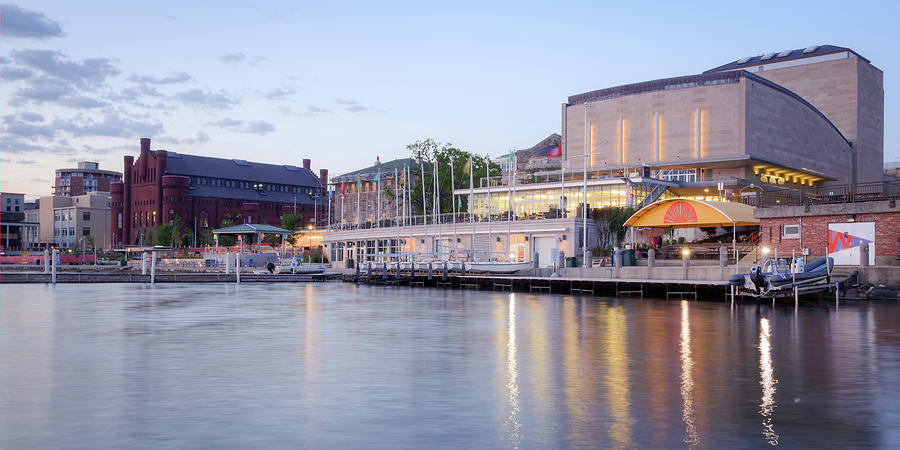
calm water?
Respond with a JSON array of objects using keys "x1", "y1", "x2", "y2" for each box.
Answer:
[{"x1": 1, "y1": 283, "x2": 899, "y2": 449}]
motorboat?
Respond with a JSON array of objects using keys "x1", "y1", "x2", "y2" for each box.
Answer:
[{"x1": 729, "y1": 256, "x2": 833, "y2": 297}]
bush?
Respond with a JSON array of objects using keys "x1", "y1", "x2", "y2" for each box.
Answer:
[{"x1": 677, "y1": 237, "x2": 686, "y2": 244}]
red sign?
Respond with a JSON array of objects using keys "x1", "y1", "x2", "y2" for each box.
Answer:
[{"x1": 663, "y1": 201, "x2": 698, "y2": 224}]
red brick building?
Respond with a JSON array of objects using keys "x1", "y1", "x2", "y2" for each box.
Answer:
[
  {"x1": 111, "y1": 138, "x2": 328, "y2": 247},
  {"x1": 756, "y1": 200, "x2": 900, "y2": 265},
  {"x1": 54, "y1": 161, "x2": 122, "y2": 196}
]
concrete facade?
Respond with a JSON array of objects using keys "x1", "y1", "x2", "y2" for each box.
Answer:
[
  {"x1": 36, "y1": 193, "x2": 111, "y2": 250},
  {"x1": 54, "y1": 161, "x2": 122, "y2": 197}
]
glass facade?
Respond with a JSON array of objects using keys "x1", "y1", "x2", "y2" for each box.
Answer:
[{"x1": 469, "y1": 183, "x2": 672, "y2": 220}]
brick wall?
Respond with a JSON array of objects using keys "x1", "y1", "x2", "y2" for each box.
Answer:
[{"x1": 759, "y1": 211, "x2": 900, "y2": 265}]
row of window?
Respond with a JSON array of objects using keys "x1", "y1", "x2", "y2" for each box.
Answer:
[
  {"x1": 54, "y1": 227, "x2": 90, "y2": 237},
  {"x1": 189, "y1": 176, "x2": 320, "y2": 196}
]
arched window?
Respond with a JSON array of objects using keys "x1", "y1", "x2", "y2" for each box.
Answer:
[{"x1": 199, "y1": 210, "x2": 209, "y2": 228}]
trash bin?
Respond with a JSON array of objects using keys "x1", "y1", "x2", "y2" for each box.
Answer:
[
  {"x1": 622, "y1": 249, "x2": 636, "y2": 266},
  {"x1": 120, "y1": 260, "x2": 127, "y2": 267},
  {"x1": 565, "y1": 256, "x2": 577, "y2": 268}
]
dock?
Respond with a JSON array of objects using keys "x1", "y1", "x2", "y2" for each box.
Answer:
[
  {"x1": 344, "y1": 266, "x2": 730, "y2": 300},
  {"x1": 0, "y1": 272, "x2": 340, "y2": 284}
]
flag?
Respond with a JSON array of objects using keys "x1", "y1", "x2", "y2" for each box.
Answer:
[
  {"x1": 432, "y1": 162, "x2": 438, "y2": 179},
  {"x1": 457, "y1": 195, "x2": 462, "y2": 209},
  {"x1": 463, "y1": 156, "x2": 471, "y2": 175},
  {"x1": 400, "y1": 167, "x2": 406, "y2": 184},
  {"x1": 357, "y1": 175, "x2": 361, "y2": 191},
  {"x1": 547, "y1": 145, "x2": 562, "y2": 158},
  {"x1": 341, "y1": 181, "x2": 345, "y2": 195},
  {"x1": 374, "y1": 172, "x2": 380, "y2": 183}
]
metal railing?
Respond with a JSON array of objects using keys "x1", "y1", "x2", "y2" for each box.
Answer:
[{"x1": 752, "y1": 181, "x2": 900, "y2": 208}]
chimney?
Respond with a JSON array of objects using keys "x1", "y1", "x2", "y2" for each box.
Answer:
[
  {"x1": 319, "y1": 169, "x2": 328, "y2": 187},
  {"x1": 303, "y1": 159, "x2": 311, "y2": 170},
  {"x1": 140, "y1": 138, "x2": 151, "y2": 155}
]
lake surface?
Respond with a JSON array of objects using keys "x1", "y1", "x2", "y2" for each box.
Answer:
[{"x1": 1, "y1": 283, "x2": 898, "y2": 449}]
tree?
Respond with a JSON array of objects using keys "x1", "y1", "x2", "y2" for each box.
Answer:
[
  {"x1": 171, "y1": 215, "x2": 185, "y2": 247},
  {"x1": 406, "y1": 139, "x2": 499, "y2": 216},
  {"x1": 217, "y1": 218, "x2": 236, "y2": 246},
  {"x1": 156, "y1": 224, "x2": 175, "y2": 247}
]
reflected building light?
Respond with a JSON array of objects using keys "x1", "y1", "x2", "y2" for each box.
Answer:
[
  {"x1": 680, "y1": 301, "x2": 700, "y2": 446},
  {"x1": 759, "y1": 317, "x2": 779, "y2": 446},
  {"x1": 505, "y1": 294, "x2": 521, "y2": 448},
  {"x1": 605, "y1": 306, "x2": 634, "y2": 448}
]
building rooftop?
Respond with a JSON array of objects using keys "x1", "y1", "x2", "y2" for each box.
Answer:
[
  {"x1": 333, "y1": 157, "x2": 417, "y2": 182},
  {"x1": 158, "y1": 151, "x2": 323, "y2": 188},
  {"x1": 704, "y1": 45, "x2": 867, "y2": 73}
]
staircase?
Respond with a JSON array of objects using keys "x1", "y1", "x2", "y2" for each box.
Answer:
[{"x1": 634, "y1": 182, "x2": 669, "y2": 209}]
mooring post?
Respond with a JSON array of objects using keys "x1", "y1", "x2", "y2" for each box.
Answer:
[
  {"x1": 236, "y1": 252, "x2": 241, "y2": 283},
  {"x1": 460, "y1": 261, "x2": 466, "y2": 277},
  {"x1": 614, "y1": 247, "x2": 623, "y2": 269},
  {"x1": 355, "y1": 260, "x2": 360, "y2": 281},
  {"x1": 51, "y1": 248, "x2": 58, "y2": 284},
  {"x1": 382, "y1": 262, "x2": 388, "y2": 281},
  {"x1": 150, "y1": 251, "x2": 157, "y2": 285},
  {"x1": 442, "y1": 261, "x2": 448, "y2": 281},
  {"x1": 427, "y1": 262, "x2": 433, "y2": 281},
  {"x1": 367, "y1": 262, "x2": 372, "y2": 279},
  {"x1": 860, "y1": 242, "x2": 870, "y2": 267},
  {"x1": 225, "y1": 252, "x2": 230, "y2": 274},
  {"x1": 719, "y1": 246, "x2": 728, "y2": 267},
  {"x1": 142, "y1": 252, "x2": 148, "y2": 275},
  {"x1": 648, "y1": 248, "x2": 656, "y2": 268},
  {"x1": 43, "y1": 249, "x2": 49, "y2": 273}
]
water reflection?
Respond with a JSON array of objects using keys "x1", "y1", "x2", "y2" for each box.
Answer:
[
  {"x1": 759, "y1": 317, "x2": 779, "y2": 445},
  {"x1": 680, "y1": 300, "x2": 700, "y2": 447},
  {"x1": 504, "y1": 294, "x2": 521, "y2": 448},
  {"x1": 602, "y1": 304, "x2": 634, "y2": 448}
]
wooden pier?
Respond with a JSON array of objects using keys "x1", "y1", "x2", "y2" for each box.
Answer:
[{"x1": 346, "y1": 265, "x2": 730, "y2": 299}]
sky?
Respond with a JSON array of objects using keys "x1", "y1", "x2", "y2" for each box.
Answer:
[{"x1": 1, "y1": 0, "x2": 897, "y2": 199}]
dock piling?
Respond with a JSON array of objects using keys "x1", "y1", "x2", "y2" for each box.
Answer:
[
  {"x1": 51, "y1": 249, "x2": 58, "y2": 284},
  {"x1": 150, "y1": 251, "x2": 156, "y2": 285},
  {"x1": 236, "y1": 252, "x2": 241, "y2": 283}
]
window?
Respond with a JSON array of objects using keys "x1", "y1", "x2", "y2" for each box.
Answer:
[
  {"x1": 83, "y1": 227, "x2": 91, "y2": 236},
  {"x1": 83, "y1": 212, "x2": 91, "y2": 221},
  {"x1": 783, "y1": 224, "x2": 800, "y2": 239}
]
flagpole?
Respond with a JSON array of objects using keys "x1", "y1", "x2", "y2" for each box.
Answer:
[
  {"x1": 435, "y1": 157, "x2": 442, "y2": 254},
  {"x1": 407, "y1": 165, "x2": 413, "y2": 262},
  {"x1": 486, "y1": 154, "x2": 492, "y2": 262},
  {"x1": 507, "y1": 149, "x2": 512, "y2": 262},
  {"x1": 583, "y1": 104, "x2": 589, "y2": 267},
  {"x1": 356, "y1": 175, "x2": 361, "y2": 229},
  {"x1": 395, "y1": 167, "x2": 400, "y2": 261},
  {"x1": 451, "y1": 156, "x2": 457, "y2": 254},
  {"x1": 376, "y1": 169, "x2": 381, "y2": 229},
  {"x1": 469, "y1": 155, "x2": 475, "y2": 262},
  {"x1": 341, "y1": 182, "x2": 345, "y2": 231},
  {"x1": 420, "y1": 159, "x2": 427, "y2": 257}
]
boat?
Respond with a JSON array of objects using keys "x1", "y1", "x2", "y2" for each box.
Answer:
[
  {"x1": 272, "y1": 258, "x2": 325, "y2": 274},
  {"x1": 729, "y1": 256, "x2": 834, "y2": 297},
  {"x1": 461, "y1": 261, "x2": 532, "y2": 274}
]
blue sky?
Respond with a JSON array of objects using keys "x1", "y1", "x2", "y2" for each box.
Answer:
[{"x1": 1, "y1": 0, "x2": 897, "y2": 198}]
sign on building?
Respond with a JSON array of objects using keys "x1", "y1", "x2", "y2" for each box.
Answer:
[{"x1": 827, "y1": 222, "x2": 875, "y2": 265}]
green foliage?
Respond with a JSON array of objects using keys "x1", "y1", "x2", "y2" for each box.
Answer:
[
  {"x1": 156, "y1": 224, "x2": 175, "y2": 247},
  {"x1": 592, "y1": 206, "x2": 635, "y2": 247},
  {"x1": 407, "y1": 139, "x2": 499, "y2": 215},
  {"x1": 217, "y1": 218, "x2": 236, "y2": 246}
]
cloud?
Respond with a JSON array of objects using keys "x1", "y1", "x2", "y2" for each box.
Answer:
[
  {"x1": 18, "y1": 112, "x2": 44, "y2": 122},
  {"x1": 9, "y1": 49, "x2": 119, "y2": 88},
  {"x1": 0, "y1": 158, "x2": 38, "y2": 165},
  {"x1": 173, "y1": 89, "x2": 238, "y2": 109},
  {"x1": 128, "y1": 71, "x2": 192, "y2": 85},
  {"x1": 53, "y1": 113, "x2": 164, "y2": 138},
  {"x1": 334, "y1": 97, "x2": 379, "y2": 113},
  {"x1": 0, "y1": 136, "x2": 66, "y2": 154},
  {"x1": 0, "y1": 4, "x2": 64, "y2": 40},
  {"x1": 154, "y1": 131, "x2": 210, "y2": 146},
  {"x1": 218, "y1": 52, "x2": 268, "y2": 66},
  {"x1": 206, "y1": 118, "x2": 275, "y2": 134},
  {"x1": 206, "y1": 118, "x2": 243, "y2": 127},
  {"x1": 2, "y1": 66, "x2": 33, "y2": 81},
  {"x1": 3, "y1": 113, "x2": 55, "y2": 138},
  {"x1": 263, "y1": 88, "x2": 295, "y2": 101},
  {"x1": 57, "y1": 95, "x2": 108, "y2": 108}
]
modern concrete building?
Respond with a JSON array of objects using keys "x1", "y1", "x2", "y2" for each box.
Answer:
[
  {"x1": 1, "y1": 192, "x2": 39, "y2": 251},
  {"x1": 324, "y1": 44, "x2": 885, "y2": 268},
  {"x1": 35, "y1": 193, "x2": 111, "y2": 250},
  {"x1": 54, "y1": 161, "x2": 122, "y2": 196}
]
